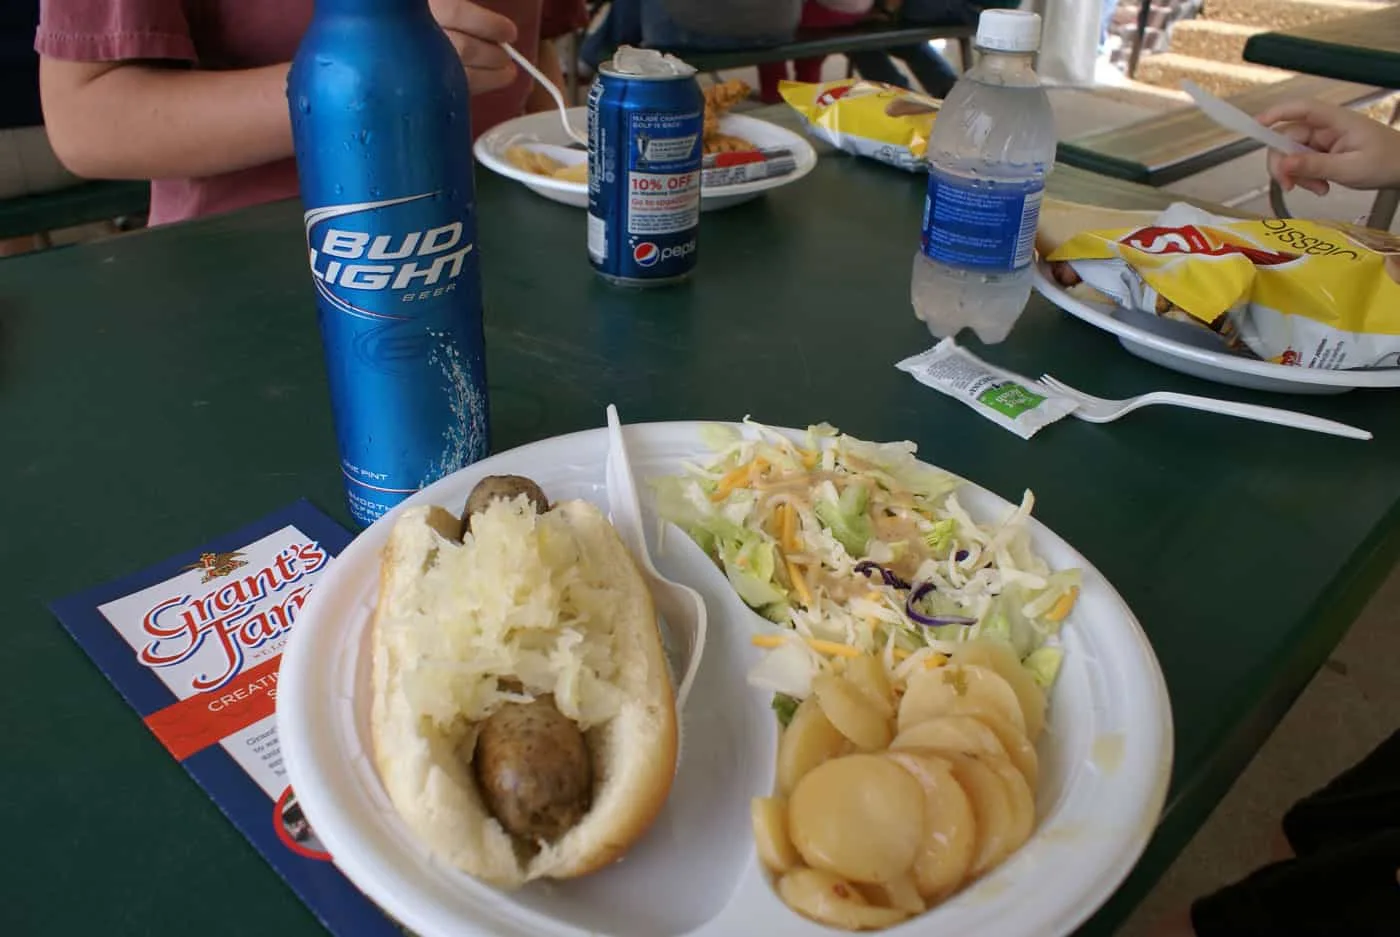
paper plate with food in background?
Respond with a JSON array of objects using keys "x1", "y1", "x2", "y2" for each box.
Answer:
[
  {"x1": 277, "y1": 416, "x2": 1172, "y2": 937},
  {"x1": 473, "y1": 88, "x2": 818, "y2": 213},
  {"x1": 1032, "y1": 198, "x2": 1400, "y2": 395}
]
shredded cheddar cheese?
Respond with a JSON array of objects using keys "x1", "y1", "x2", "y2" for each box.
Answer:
[
  {"x1": 750, "y1": 634, "x2": 948, "y2": 669},
  {"x1": 785, "y1": 558, "x2": 813, "y2": 608},
  {"x1": 1046, "y1": 586, "x2": 1079, "y2": 623},
  {"x1": 752, "y1": 633, "x2": 860, "y2": 658},
  {"x1": 781, "y1": 504, "x2": 800, "y2": 553}
]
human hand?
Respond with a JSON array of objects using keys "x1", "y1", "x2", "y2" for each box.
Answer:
[
  {"x1": 1256, "y1": 99, "x2": 1400, "y2": 195},
  {"x1": 429, "y1": 0, "x2": 519, "y2": 94}
]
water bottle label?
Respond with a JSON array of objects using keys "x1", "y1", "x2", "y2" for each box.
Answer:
[{"x1": 920, "y1": 170, "x2": 1044, "y2": 272}]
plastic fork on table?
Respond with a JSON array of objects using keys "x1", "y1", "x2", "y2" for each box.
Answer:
[
  {"x1": 1039, "y1": 374, "x2": 1373, "y2": 441},
  {"x1": 604, "y1": 405, "x2": 709, "y2": 709}
]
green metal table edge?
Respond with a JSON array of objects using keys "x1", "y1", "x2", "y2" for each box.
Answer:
[
  {"x1": 0, "y1": 180, "x2": 150, "y2": 240},
  {"x1": 1244, "y1": 33, "x2": 1400, "y2": 91},
  {"x1": 1057, "y1": 138, "x2": 1268, "y2": 189}
]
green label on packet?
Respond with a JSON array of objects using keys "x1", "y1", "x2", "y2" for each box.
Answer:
[{"x1": 977, "y1": 381, "x2": 1046, "y2": 418}]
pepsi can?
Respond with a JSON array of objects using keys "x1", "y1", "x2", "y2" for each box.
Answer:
[
  {"x1": 587, "y1": 54, "x2": 704, "y2": 286},
  {"x1": 287, "y1": 0, "x2": 489, "y2": 527}
]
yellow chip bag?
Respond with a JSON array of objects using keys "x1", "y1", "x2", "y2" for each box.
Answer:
[
  {"x1": 778, "y1": 79, "x2": 939, "y2": 172},
  {"x1": 1047, "y1": 202, "x2": 1400, "y2": 369}
]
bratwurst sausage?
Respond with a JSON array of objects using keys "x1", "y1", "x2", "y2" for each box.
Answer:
[
  {"x1": 460, "y1": 475, "x2": 550, "y2": 537},
  {"x1": 473, "y1": 696, "x2": 593, "y2": 842}
]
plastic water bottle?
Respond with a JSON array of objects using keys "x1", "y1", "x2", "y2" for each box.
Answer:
[{"x1": 911, "y1": 10, "x2": 1057, "y2": 344}]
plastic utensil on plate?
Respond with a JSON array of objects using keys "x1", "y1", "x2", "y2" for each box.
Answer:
[
  {"x1": 1181, "y1": 80, "x2": 1309, "y2": 155},
  {"x1": 605, "y1": 405, "x2": 709, "y2": 708},
  {"x1": 1039, "y1": 374, "x2": 1372, "y2": 440},
  {"x1": 502, "y1": 42, "x2": 586, "y2": 146}
]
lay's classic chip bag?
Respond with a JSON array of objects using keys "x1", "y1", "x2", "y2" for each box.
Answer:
[
  {"x1": 1047, "y1": 202, "x2": 1400, "y2": 370},
  {"x1": 779, "y1": 79, "x2": 939, "y2": 172}
]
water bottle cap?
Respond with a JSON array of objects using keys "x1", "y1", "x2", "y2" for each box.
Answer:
[{"x1": 975, "y1": 10, "x2": 1042, "y2": 53}]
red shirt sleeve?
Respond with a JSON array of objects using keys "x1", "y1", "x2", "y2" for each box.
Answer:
[
  {"x1": 36, "y1": 0, "x2": 196, "y2": 63},
  {"x1": 539, "y1": 0, "x2": 588, "y2": 41}
]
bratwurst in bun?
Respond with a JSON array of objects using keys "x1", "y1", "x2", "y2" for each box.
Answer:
[{"x1": 370, "y1": 476, "x2": 678, "y2": 887}]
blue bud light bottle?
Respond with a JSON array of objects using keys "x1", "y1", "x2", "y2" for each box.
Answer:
[{"x1": 288, "y1": 0, "x2": 489, "y2": 527}]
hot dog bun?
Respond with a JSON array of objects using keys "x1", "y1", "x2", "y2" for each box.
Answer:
[
  {"x1": 1035, "y1": 198, "x2": 1163, "y2": 305},
  {"x1": 370, "y1": 498, "x2": 678, "y2": 887},
  {"x1": 1035, "y1": 198, "x2": 1159, "y2": 259}
]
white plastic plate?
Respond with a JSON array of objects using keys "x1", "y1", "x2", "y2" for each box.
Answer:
[
  {"x1": 278, "y1": 421, "x2": 1174, "y2": 937},
  {"x1": 1032, "y1": 261, "x2": 1400, "y2": 394},
  {"x1": 473, "y1": 108, "x2": 818, "y2": 211}
]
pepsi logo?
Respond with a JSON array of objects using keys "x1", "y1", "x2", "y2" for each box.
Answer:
[{"x1": 633, "y1": 242, "x2": 660, "y2": 267}]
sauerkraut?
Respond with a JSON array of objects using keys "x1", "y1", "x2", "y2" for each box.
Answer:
[{"x1": 396, "y1": 496, "x2": 626, "y2": 729}]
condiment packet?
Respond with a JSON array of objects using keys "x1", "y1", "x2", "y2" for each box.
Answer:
[
  {"x1": 896, "y1": 339, "x2": 1079, "y2": 439},
  {"x1": 701, "y1": 146, "x2": 798, "y2": 188}
]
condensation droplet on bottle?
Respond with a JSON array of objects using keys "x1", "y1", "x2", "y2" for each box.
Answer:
[
  {"x1": 334, "y1": 184, "x2": 343, "y2": 196},
  {"x1": 359, "y1": 129, "x2": 372, "y2": 145},
  {"x1": 297, "y1": 95, "x2": 311, "y2": 114},
  {"x1": 370, "y1": 187, "x2": 381, "y2": 199},
  {"x1": 315, "y1": 55, "x2": 332, "y2": 68}
]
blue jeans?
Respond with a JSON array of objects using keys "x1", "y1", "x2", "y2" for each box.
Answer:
[
  {"x1": 848, "y1": 45, "x2": 960, "y2": 98},
  {"x1": 1101, "y1": 0, "x2": 1120, "y2": 49},
  {"x1": 847, "y1": 0, "x2": 1003, "y2": 99}
]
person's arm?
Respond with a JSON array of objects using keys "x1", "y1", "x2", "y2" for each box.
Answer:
[
  {"x1": 1257, "y1": 99, "x2": 1400, "y2": 195},
  {"x1": 40, "y1": 0, "x2": 518, "y2": 181},
  {"x1": 41, "y1": 60, "x2": 293, "y2": 180}
]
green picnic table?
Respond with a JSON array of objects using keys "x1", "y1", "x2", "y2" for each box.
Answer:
[
  {"x1": 1243, "y1": 4, "x2": 1400, "y2": 91},
  {"x1": 5, "y1": 109, "x2": 1400, "y2": 937}
]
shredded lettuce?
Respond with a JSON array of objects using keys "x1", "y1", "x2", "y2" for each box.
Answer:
[
  {"x1": 771, "y1": 692, "x2": 800, "y2": 727},
  {"x1": 922, "y1": 518, "x2": 956, "y2": 554},
  {"x1": 655, "y1": 421, "x2": 1079, "y2": 700},
  {"x1": 1024, "y1": 647, "x2": 1064, "y2": 689},
  {"x1": 814, "y1": 483, "x2": 873, "y2": 558},
  {"x1": 719, "y1": 533, "x2": 787, "y2": 608}
]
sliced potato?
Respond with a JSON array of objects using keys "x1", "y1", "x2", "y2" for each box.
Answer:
[
  {"x1": 884, "y1": 751, "x2": 977, "y2": 902},
  {"x1": 970, "y1": 710, "x2": 1039, "y2": 790},
  {"x1": 945, "y1": 753, "x2": 1016, "y2": 877},
  {"x1": 752, "y1": 797, "x2": 802, "y2": 874},
  {"x1": 890, "y1": 714, "x2": 1009, "y2": 762},
  {"x1": 954, "y1": 639, "x2": 1048, "y2": 741},
  {"x1": 778, "y1": 868, "x2": 912, "y2": 931},
  {"x1": 857, "y1": 873, "x2": 925, "y2": 914},
  {"x1": 898, "y1": 664, "x2": 1027, "y2": 737},
  {"x1": 982, "y1": 755, "x2": 1036, "y2": 856},
  {"x1": 843, "y1": 654, "x2": 895, "y2": 717},
  {"x1": 813, "y1": 673, "x2": 893, "y2": 751},
  {"x1": 789, "y1": 754, "x2": 924, "y2": 884},
  {"x1": 777, "y1": 697, "x2": 849, "y2": 795}
]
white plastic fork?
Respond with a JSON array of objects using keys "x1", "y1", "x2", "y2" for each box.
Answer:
[
  {"x1": 501, "y1": 42, "x2": 587, "y2": 146},
  {"x1": 1039, "y1": 374, "x2": 1373, "y2": 441},
  {"x1": 604, "y1": 405, "x2": 709, "y2": 710}
]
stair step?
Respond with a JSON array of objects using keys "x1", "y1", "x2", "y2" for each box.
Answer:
[
  {"x1": 1169, "y1": 20, "x2": 1260, "y2": 62},
  {"x1": 1203, "y1": 0, "x2": 1386, "y2": 31},
  {"x1": 1136, "y1": 52, "x2": 1292, "y2": 97}
]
